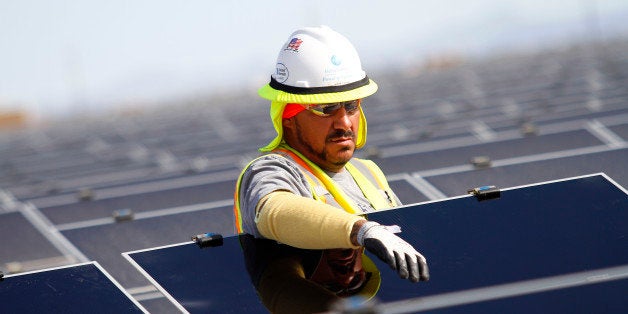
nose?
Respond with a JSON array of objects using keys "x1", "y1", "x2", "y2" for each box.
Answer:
[{"x1": 331, "y1": 106, "x2": 353, "y2": 130}]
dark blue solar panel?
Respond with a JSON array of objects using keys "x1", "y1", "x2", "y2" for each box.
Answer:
[
  {"x1": 125, "y1": 174, "x2": 628, "y2": 313},
  {"x1": 127, "y1": 240, "x2": 263, "y2": 313},
  {"x1": 366, "y1": 174, "x2": 628, "y2": 301},
  {"x1": 0, "y1": 262, "x2": 146, "y2": 313},
  {"x1": 415, "y1": 277, "x2": 628, "y2": 313},
  {"x1": 62, "y1": 205, "x2": 234, "y2": 288}
]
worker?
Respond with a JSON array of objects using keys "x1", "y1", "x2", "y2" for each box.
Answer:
[{"x1": 234, "y1": 25, "x2": 429, "y2": 304}]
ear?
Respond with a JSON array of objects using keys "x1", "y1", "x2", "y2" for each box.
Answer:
[
  {"x1": 281, "y1": 117, "x2": 298, "y2": 146},
  {"x1": 282, "y1": 117, "x2": 295, "y2": 130}
]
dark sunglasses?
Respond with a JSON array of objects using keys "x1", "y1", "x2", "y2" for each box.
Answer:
[{"x1": 301, "y1": 99, "x2": 361, "y2": 117}]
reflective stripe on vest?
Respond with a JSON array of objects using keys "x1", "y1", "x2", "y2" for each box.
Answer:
[
  {"x1": 272, "y1": 145, "x2": 395, "y2": 214},
  {"x1": 271, "y1": 150, "x2": 330, "y2": 205},
  {"x1": 233, "y1": 155, "x2": 264, "y2": 234},
  {"x1": 346, "y1": 158, "x2": 398, "y2": 208}
]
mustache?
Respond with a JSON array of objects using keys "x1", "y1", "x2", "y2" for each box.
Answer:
[{"x1": 327, "y1": 130, "x2": 355, "y2": 140}]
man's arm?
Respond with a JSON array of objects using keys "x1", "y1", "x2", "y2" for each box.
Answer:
[
  {"x1": 256, "y1": 191, "x2": 363, "y2": 249},
  {"x1": 256, "y1": 191, "x2": 429, "y2": 282}
]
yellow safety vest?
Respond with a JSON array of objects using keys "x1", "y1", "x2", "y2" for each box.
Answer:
[{"x1": 233, "y1": 144, "x2": 397, "y2": 234}]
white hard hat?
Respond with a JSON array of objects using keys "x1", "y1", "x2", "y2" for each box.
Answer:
[
  {"x1": 258, "y1": 25, "x2": 377, "y2": 104},
  {"x1": 258, "y1": 26, "x2": 375, "y2": 152}
]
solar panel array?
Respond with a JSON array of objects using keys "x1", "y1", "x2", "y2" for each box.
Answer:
[
  {"x1": 123, "y1": 174, "x2": 628, "y2": 313},
  {"x1": 1, "y1": 38, "x2": 627, "y2": 313}
]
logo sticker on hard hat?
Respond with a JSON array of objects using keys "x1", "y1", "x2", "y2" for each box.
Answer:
[
  {"x1": 322, "y1": 54, "x2": 350, "y2": 84},
  {"x1": 275, "y1": 63, "x2": 289, "y2": 83},
  {"x1": 284, "y1": 37, "x2": 303, "y2": 52}
]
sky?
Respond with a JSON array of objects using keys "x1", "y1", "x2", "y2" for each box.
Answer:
[{"x1": 1, "y1": 0, "x2": 627, "y2": 120}]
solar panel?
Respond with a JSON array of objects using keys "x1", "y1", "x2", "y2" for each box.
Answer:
[
  {"x1": 123, "y1": 173, "x2": 628, "y2": 313},
  {"x1": 0, "y1": 262, "x2": 147, "y2": 313},
  {"x1": 0, "y1": 212, "x2": 64, "y2": 265},
  {"x1": 425, "y1": 149, "x2": 628, "y2": 196},
  {"x1": 62, "y1": 204, "x2": 234, "y2": 288}
]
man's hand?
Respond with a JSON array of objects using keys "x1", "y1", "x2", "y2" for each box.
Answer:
[{"x1": 357, "y1": 221, "x2": 429, "y2": 283}]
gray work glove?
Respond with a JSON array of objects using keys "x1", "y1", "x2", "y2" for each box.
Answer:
[{"x1": 357, "y1": 221, "x2": 429, "y2": 282}]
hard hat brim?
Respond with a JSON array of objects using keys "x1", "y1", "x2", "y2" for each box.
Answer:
[{"x1": 258, "y1": 79, "x2": 378, "y2": 103}]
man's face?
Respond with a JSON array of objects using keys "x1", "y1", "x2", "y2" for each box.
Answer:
[{"x1": 283, "y1": 101, "x2": 361, "y2": 172}]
